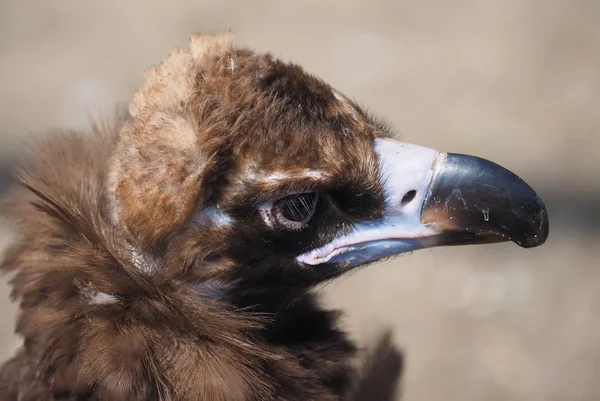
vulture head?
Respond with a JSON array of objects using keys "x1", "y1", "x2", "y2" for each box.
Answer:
[{"x1": 0, "y1": 31, "x2": 548, "y2": 400}]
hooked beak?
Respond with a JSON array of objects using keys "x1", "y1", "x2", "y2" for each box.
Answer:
[{"x1": 297, "y1": 138, "x2": 549, "y2": 268}]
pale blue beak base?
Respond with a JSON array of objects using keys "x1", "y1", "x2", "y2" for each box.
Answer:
[
  {"x1": 296, "y1": 138, "x2": 441, "y2": 267},
  {"x1": 328, "y1": 238, "x2": 424, "y2": 268}
]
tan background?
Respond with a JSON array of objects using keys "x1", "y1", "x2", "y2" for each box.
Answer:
[{"x1": 1, "y1": 1, "x2": 599, "y2": 400}]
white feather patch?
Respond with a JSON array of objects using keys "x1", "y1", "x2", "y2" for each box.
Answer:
[
  {"x1": 79, "y1": 282, "x2": 120, "y2": 305},
  {"x1": 193, "y1": 206, "x2": 233, "y2": 227},
  {"x1": 245, "y1": 169, "x2": 327, "y2": 183}
]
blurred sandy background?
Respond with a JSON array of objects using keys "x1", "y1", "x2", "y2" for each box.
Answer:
[{"x1": 1, "y1": 1, "x2": 599, "y2": 400}]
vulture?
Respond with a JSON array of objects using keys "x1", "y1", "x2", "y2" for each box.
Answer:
[{"x1": 0, "y1": 31, "x2": 549, "y2": 401}]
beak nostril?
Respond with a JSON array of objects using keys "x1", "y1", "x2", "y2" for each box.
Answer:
[{"x1": 401, "y1": 190, "x2": 417, "y2": 206}]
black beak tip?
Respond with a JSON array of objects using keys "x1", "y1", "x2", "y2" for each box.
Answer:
[
  {"x1": 513, "y1": 196, "x2": 549, "y2": 249},
  {"x1": 424, "y1": 153, "x2": 550, "y2": 251}
]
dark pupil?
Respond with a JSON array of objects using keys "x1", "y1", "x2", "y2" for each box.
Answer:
[{"x1": 280, "y1": 193, "x2": 316, "y2": 222}]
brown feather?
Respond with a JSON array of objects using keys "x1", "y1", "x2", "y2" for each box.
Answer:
[{"x1": 0, "y1": 31, "x2": 400, "y2": 400}]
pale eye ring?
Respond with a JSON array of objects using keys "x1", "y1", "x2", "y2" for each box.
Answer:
[{"x1": 273, "y1": 192, "x2": 319, "y2": 230}]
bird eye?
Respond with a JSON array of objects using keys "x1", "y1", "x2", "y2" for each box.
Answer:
[{"x1": 274, "y1": 192, "x2": 319, "y2": 229}]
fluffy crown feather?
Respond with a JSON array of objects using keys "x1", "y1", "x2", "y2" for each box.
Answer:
[{"x1": 107, "y1": 31, "x2": 234, "y2": 244}]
